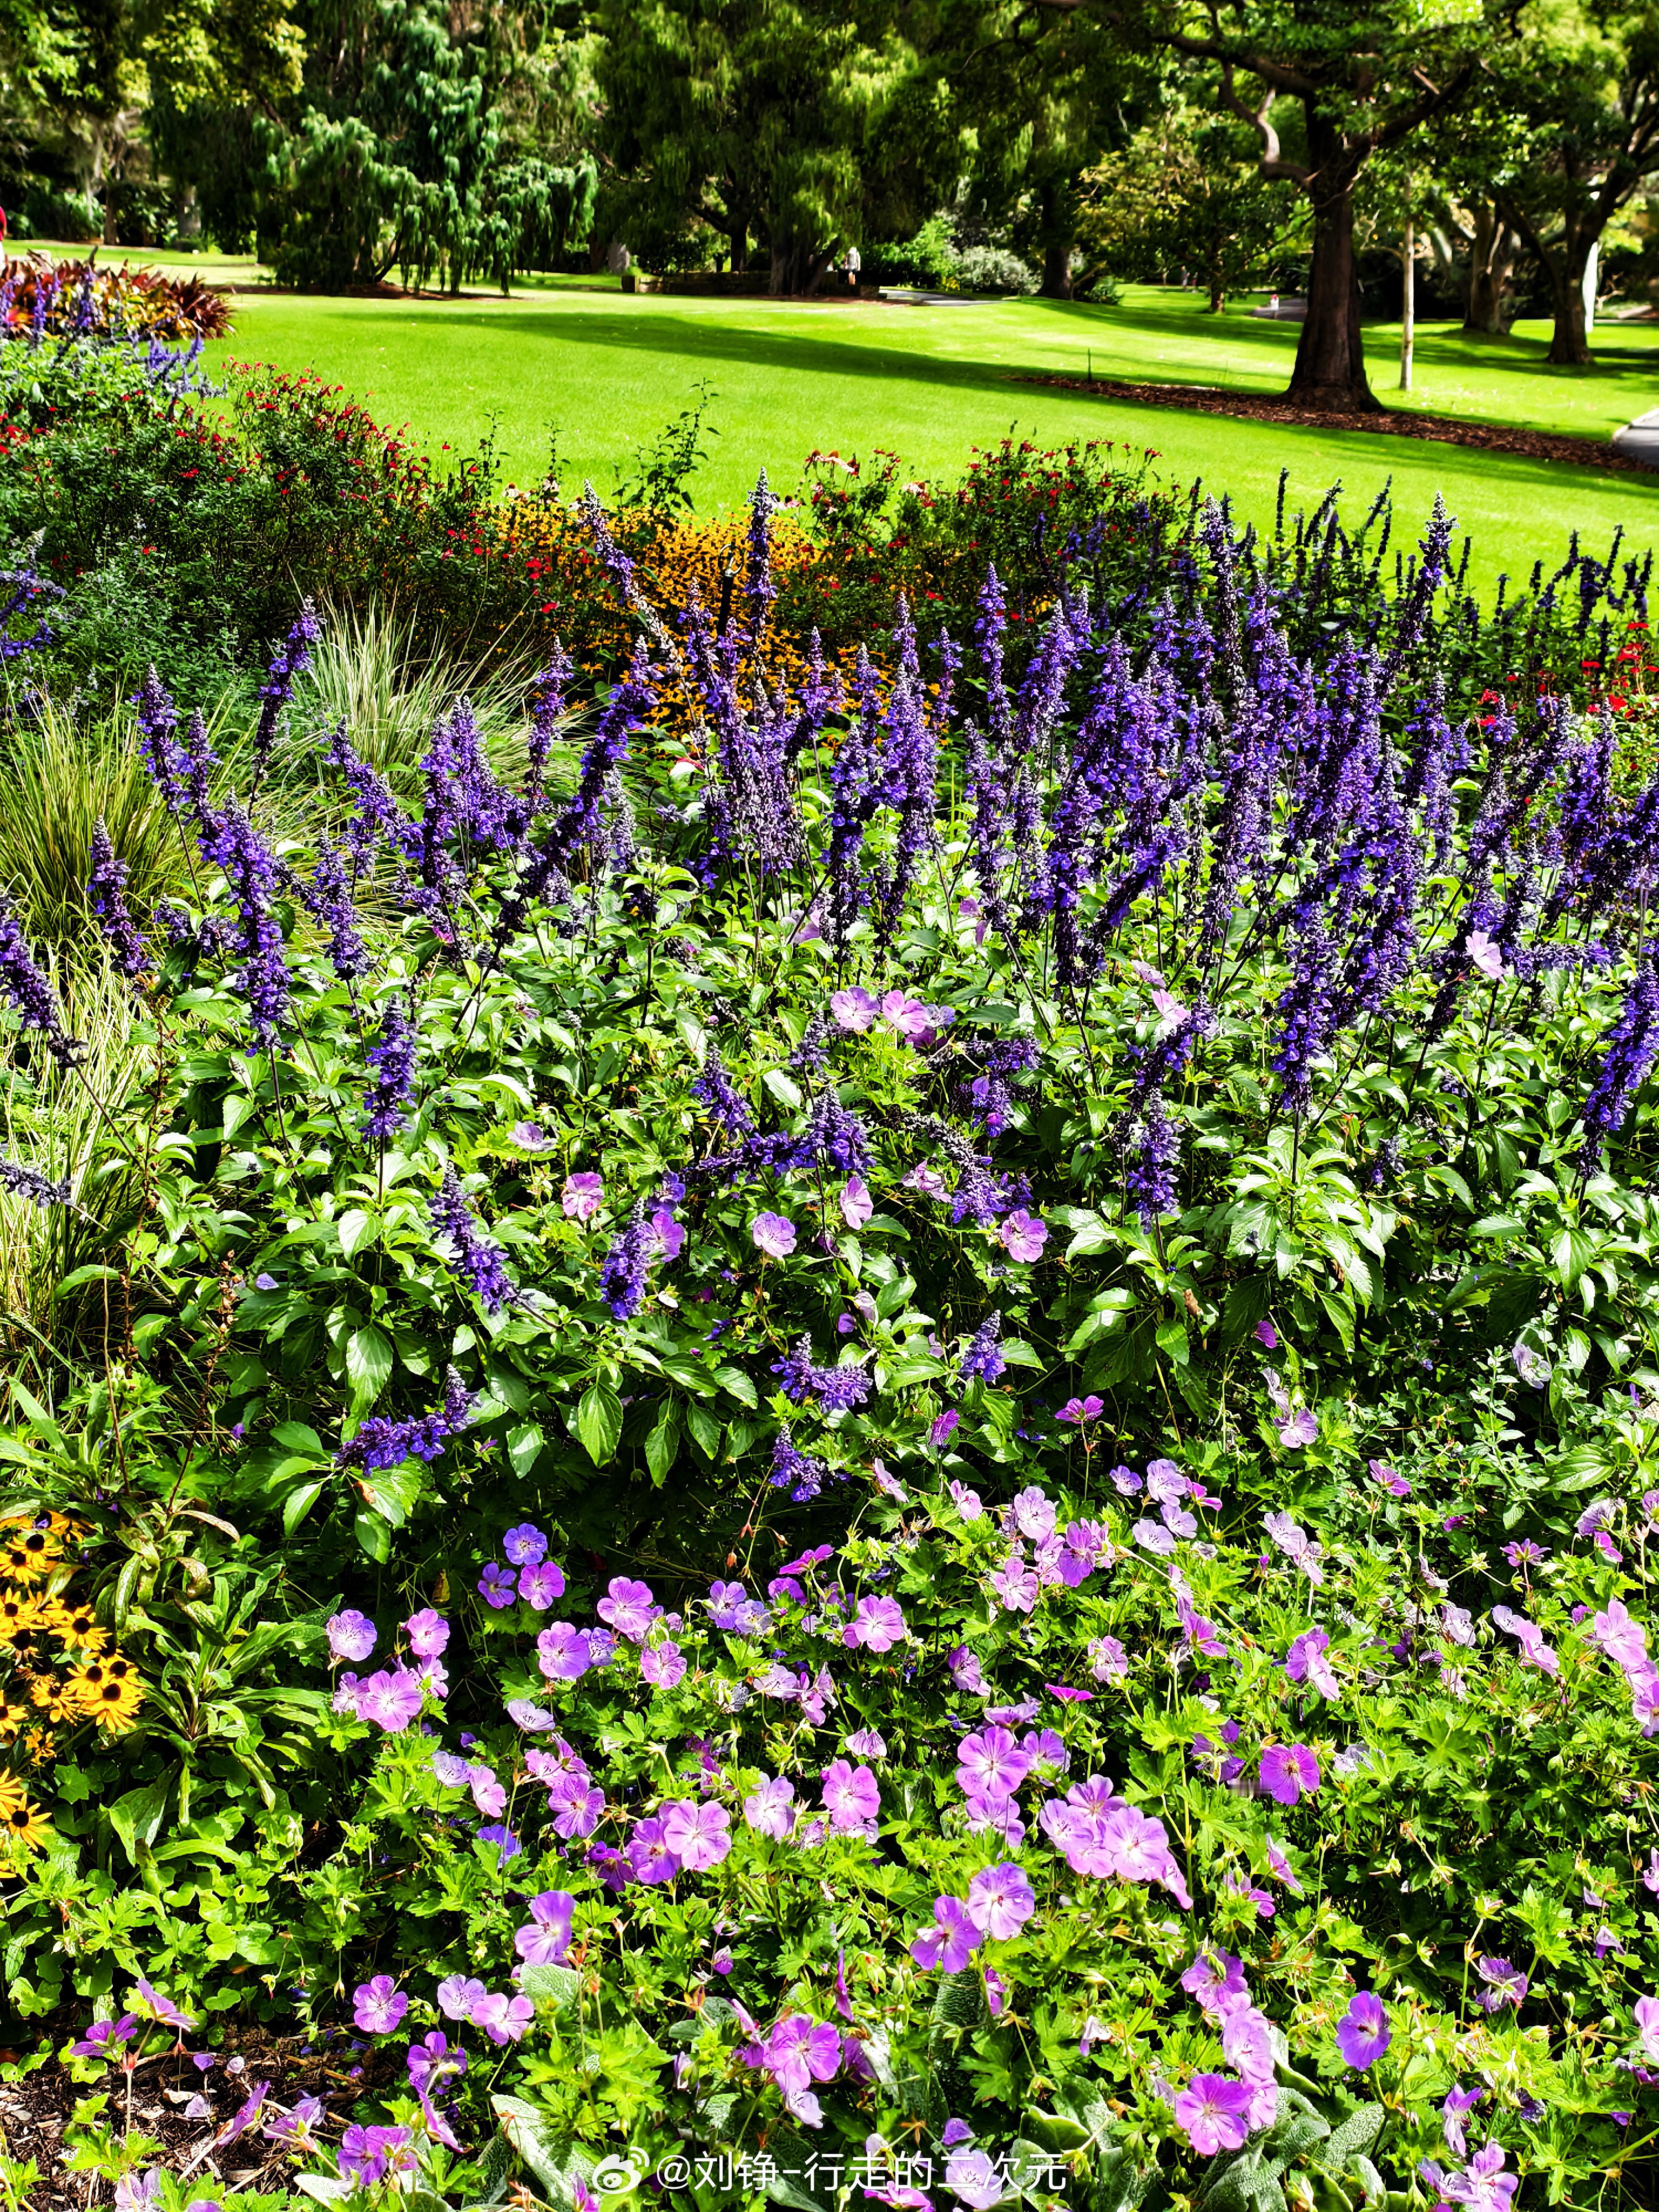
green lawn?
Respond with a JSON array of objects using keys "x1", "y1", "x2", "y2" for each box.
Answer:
[{"x1": 122, "y1": 268, "x2": 1659, "y2": 584}]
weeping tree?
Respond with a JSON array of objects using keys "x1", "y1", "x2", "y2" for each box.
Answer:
[{"x1": 953, "y1": 1, "x2": 1146, "y2": 299}]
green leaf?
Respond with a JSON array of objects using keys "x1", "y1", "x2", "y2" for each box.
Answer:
[
  {"x1": 1154, "y1": 1319, "x2": 1190, "y2": 1365},
  {"x1": 686, "y1": 1401, "x2": 721, "y2": 1459},
  {"x1": 762, "y1": 1068, "x2": 802, "y2": 1112},
  {"x1": 346, "y1": 1323, "x2": 394, "y2": 1407},
  {"x1": 108, "y1": 1773, "x2": 173, "y2": 1866},
  {"x1": 644, "y1": 1398, "x2": 680, "y2": 1486},
  {"x1": 507, "y1": 1422, "x2": 544, "y2": 1477},
  {"x1": 337, "y1": 1207, "x2": 377, "y2": 1260},
  {"x1": 281, "y1": 1479, "x2": 326, "y2": 1534},
  {"x1": 354, "y1": 1507, "x2": 392, "y2": 1563},
  {"x1": 713, "y1": 1363, "x2": 758, "y2": 1407},
  {"x1": 272, "y1": 1420, "x2": 328, "y2": 1458},
  {"x1": 520, "y1": 1962, "x2": 582, "y2": 2014},
  {"x1": 574, "y1": 1381, "x2": 622, "y2": 1466}
]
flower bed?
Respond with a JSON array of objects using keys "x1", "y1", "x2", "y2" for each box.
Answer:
[{"x1": 0, "y1": 431, "x2": 1658, "y2": 2209}]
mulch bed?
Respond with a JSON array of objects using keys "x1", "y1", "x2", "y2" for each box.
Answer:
[
  {"x1": 1016, "y1": 373, "x2": 1658, "y2": 476},
  {"x1": 0, "y1": 2032, "x2": 398, "y2": 2206}
]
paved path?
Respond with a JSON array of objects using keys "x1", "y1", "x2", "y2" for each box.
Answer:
[{"x1": 1611, "y1": 407, "x2": 1659, "y2": 468}]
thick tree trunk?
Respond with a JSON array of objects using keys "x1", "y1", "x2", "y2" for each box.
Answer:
[
  {"x1": 1285, "y1": 115, "x2": 1377, "y2": 413},
  {"x1": 1462, "y1": 203, "x2": 1515, "y2": 335},
  {"x1": 1041, "y1": 237, "x2": 1074, "y2": 299},
  {"x1": 1546, "y1": 253, "x2": 1592, "y2": 365}
]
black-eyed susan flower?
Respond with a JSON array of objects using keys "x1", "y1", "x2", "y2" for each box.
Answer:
[
  {"x1": 70, "y1": 1656, "x2": 144, "y2": 1729},
  {"x1": 0, "y1": 1794, "x2": 49, "y2": 1851},
  {"x1": 1, "y1": 1524, "x2": 62, "y2": 1585}
]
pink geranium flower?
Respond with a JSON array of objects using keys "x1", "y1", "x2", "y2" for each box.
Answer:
[
  {"x1": 561, "y1": 1172, "x2": 604, "y2": 1222},
  {"x1": 660, "y1": 1798, "x2": 732, "y2": 1872}
]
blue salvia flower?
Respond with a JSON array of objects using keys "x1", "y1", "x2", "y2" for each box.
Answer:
[
  {"x1": 0, "y1": 891, "x2": 79, "y2": 1067},
  {"x1": 430, "y1": 1166, "x2": 517, "y2": 1313},
  {"x1": 337, "y1": 1367, "x2": 474, "y2": 1471},
  {"x1": 682, "y1": 589, "x2": 800, "y2": 874},
  {"x1": 770, "y1": 1425, "x2": 828, "y2": 1503},
  {"x1": 296, "y1": 837, "x2": 372, "y2": 982},
  {"x1": 1271, "y1": 908, "x2": 1338, "y2": 1117},
  {"x1": 772, "y1": 1333, "x2": 873, "y2": 1413},
  {"x1": 523, "y1": 644, "x2": 573, "y2": 819},
  {"x1": 691, "y1": 1045, "x2": 754, "y2": 1136},
  {"x1": 497, "y1": 644, "x2": 654, "y2": 940},
  {"x1": 251, "y1": 600, "x2": 321, "y2": 776},
  {"x1": 874, "y1": 598, "x2": 938, "y2": 939},
  {"x1": 958, "y1": 1312, "x2": 1006, "y2": 1386},
  {"x1": 599, "y1": 1205, "x2": 654, "y2": 1320},
  {"x1": 973, "y1": 566, "x2": 1012, "y2": 755},
  {"x1": 0, "y1": 570, "x2": 60, "y2": 660},
  {"x1": 325, "y1": 723, "x2": 421, "y2": 878},
  {"x1": 132, "y1": 667, "x2": 190, "y2": 812},
  {"x1": 1124, "y1": 1087, "x2": 1180, "y2": 1227},
  {"x1": 87, "y1": 819, "x2": 146, "y2": 977},
  {"x1": 197, "y1": 803, "x2": 290, "y2": 1050},
  {"x1": 362, "y1": 995, "x2": 419, "y2": 1139},
  {"x1": 1009, "y1": 596, "x2": 1082, "y2": 764},
  {"x1": 0, "y1": 1155, "x2": 70, "y2": 1209},
  {"x1": 738, "y1": 469, "x2": 779, "y2": 659},
  {"x1": 823, "y1": 652, "x2": 881, "y2": 949},
  {"x1": 1580, "y1": 966, "x2": 1659, "y2": 1171}
]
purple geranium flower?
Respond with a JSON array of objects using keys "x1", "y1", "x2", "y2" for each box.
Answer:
[
  {"x1": 910, "y1": 1897, "x2": 981, "y2": 1971},
  {"x1": 1335, "y1": 1990, "x2": 1391, "y2": 2070},
  {"x1": 352, "y1": 1977, "x2": 408, "y2": 2036},
  {"x1": 1258, "y1": 1743, "x2": 1320, "y2": 1806}
]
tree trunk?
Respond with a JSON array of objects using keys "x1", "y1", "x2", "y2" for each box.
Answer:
[
  {"x1": 1285, "y1": 115, "x2": 1377, "y2": 413},
  {"x1": 1042, "y1": 236, "x2": 1074, "y2": 299},
  {"x1": 1462, "y1": 202, "x2": 1515, "y2": 335},
  {"x1": 1546, "y1": 251, "x2": 1591, "y2": 365},
  {"x1": 730, "y1": 223, "x2": 747, "y2": 277}
]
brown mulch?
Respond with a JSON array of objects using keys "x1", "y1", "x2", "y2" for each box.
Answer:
[
  {"x1": 0, "y1": 2031, "x2": 399, "y2": 2205},
  {"x1": 1016, "y1": 373, "x2": 1659, "y2": 476}
]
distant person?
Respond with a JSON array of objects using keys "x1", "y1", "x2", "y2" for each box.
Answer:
[{"x1": 844, "y1": 242, "x2": 860, "y2": 293}]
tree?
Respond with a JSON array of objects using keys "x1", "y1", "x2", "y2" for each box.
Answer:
[
  {"x1": 594, "y1": 0, "x2": 949, "y2": 293},
  {"x1": 953, "y1": 3, "x2": 1150, "y2": 298},
  {"x1": 1479, "y1": 2, "x2": 1659, "y2": 366},
  {"x1": 1038, "y1": 0, "x2": 1496, "y2": 411},
  {"x1": 1077, "y1": 98, "x2": 1301, "y2": 308}
]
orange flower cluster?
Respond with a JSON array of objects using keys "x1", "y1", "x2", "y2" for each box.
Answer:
[
  {"x1": 494, "y1": 498, "x2": 867, "y2": 703},
  {"x1": 1, "y1": 1509, "x2": 143, "y2": 1854}
]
